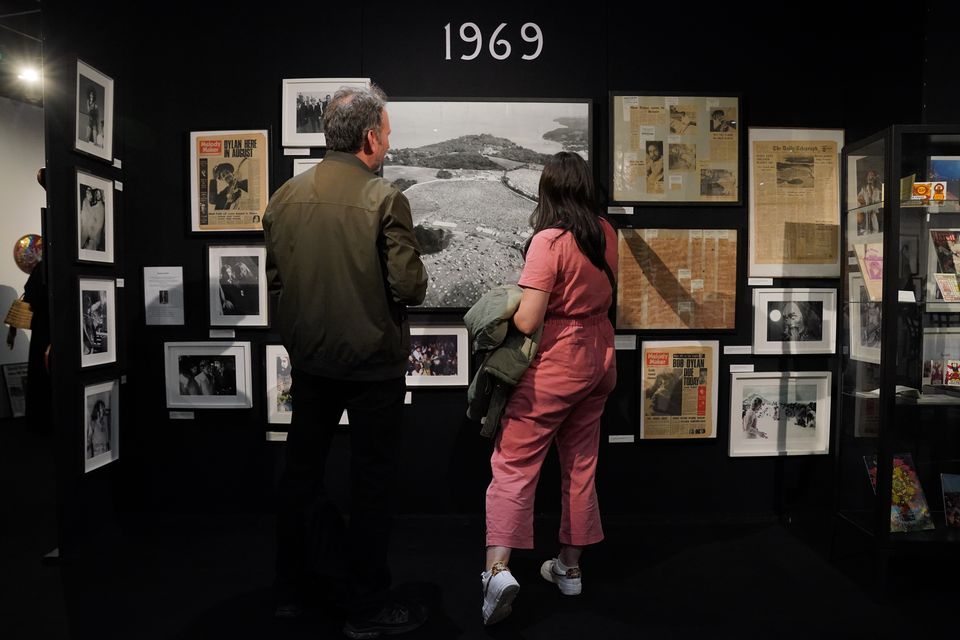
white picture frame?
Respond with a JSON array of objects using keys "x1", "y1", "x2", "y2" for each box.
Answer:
[
  {"x1": 79, "y1": 277, "x2": 116, "y2": 368},
  {"x1": 728, "y1": 371, "x2": 832, "y2": 457},
  {"x1": 207, "y1": 245, "x2": 268, "y2": 327},
  {"x1": 752, "y1": 288, "x2": 837, "y2": 355},
  {"x1": 164, "y1": 341, "x2": 252, "y2": 409},
  {"x1": 849, "y1": 273, "x2": 882, "y2": 364},
  {"x1": 293, "y1": 158, "x2": 323, "y2": 176},
  {"x1": 265, "y1": 344, "x2": 293, "y2": 424},
  {"x1": 84, "y1": 379, "x2": 120, "y2": 473},
  {"x1": 75, "y1": 59, "x2": 113, "y2": 162},
  {"x1": 76, "y1": 169, "x2": 114, "y2": 263},
  {"x1": 281, "y1": 77, "x2": 370, "y2": 147},
  {"x1": 405, "y1": 325, "x2": 470, "y2": 387}
]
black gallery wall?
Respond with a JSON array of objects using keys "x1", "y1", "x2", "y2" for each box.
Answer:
[{"x1": 41, "y1": 0, "x2": 955, "y2": 553}]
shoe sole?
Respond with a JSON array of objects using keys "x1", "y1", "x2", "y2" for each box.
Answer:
[
  {"x1": 483, "y1": 583, "x2": 519, "y2": 626},
  {"x1": 540, "y1": 563, "x2": 582, "y2": 596}
]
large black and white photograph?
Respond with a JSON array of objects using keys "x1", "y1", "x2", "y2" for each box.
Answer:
[
  {"x1": 74, "y1": 59, "x2": 113, "y2": 162},
  {"x1": 281, "y1": 78, "x2": 370, "y2": 147},
  {"x1": 164, "y1": 342, "x2": 252, "y2": 409},
  {"x1": 383, "y1": 99, "x2": 591, "y2": 309},
  {"x1": 729, "y1": 371, "x2": 831, "y2": 457},
  {"x1": 207, "y1": 245, "x2": 268, "y2": 327},
  {"x1": 849, "y1": 274, "x2": 882, "y2": 364},
  {"x1": 79, "y1": 277, "x2": 116, "y2": 368},
  {"x1": 752, "y1": 288, "x2": 836, "y2": 355},
  {"x1": 76, "y1": 169, "x2": 114, "y2": 263},
  {"x1": 406, "y1": 325, "x2": 470, "y2": 387},
  {"x1": 84, "y1": 380, "x2": 119, "y2": 473}
]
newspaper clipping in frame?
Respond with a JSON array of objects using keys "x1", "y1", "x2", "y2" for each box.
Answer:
[
  {"x1": 190, "y1": 130, "x2": 268, "y2": 232},
  {"x1": 640, "y1": 340, "x2": 719, "y2": 439}
]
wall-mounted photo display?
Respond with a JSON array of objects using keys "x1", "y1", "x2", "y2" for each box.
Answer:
[
  {"x1": 406, "y1": 325, "x2": 470, "y2": 387},
  {"x1": 189, "y1": 130, "x2": 269, "y2": 232},
  {"x1": 207, "y1": 245, "x2": 268, "y2": 327},
  {"x1": 752, "y1": 288, "x2": 837, "y2": 355},
  {"x1": 84, "y1": 379, "x2": 120, "y2": 473},
  {"x1": 281, "y1": 78, "x2": 370, "y2": 147},
  {"x1": 76, "y1": 169, "x2": 114, "y2": 263},
  {"x1": 639, "y1": 340, "x2": 718, "y2": 440},
  {"x1": 849, "y1": 273, "x2": 881, "y2": 365},
  {"x1": 164, "y1": 341, "x2": 252, "y2": 409},
  {"x1": 79, "y1": 277, "x2": 116, "y2": 368},
  {"x1": 74, "y1": 59, "x2": 113, "y2": 162},
  {"x1": 748, "y1": 128, "x2": 843, "y2": 278},
  {"x1": 610, "y1": 93, "x2": 739, "y2": 204},
  {"x1": 292, "y1": 157, "x2": 323, "y2": 176},
  {"x1": 265, "y1": 344, "x2": 293, "y2": 424},
  {"x1": 728, "y1": 371, "x2": 832, "y2": 457},
  {"x1": 384, "y1": 98, "x2": 592, "y2": 309}
]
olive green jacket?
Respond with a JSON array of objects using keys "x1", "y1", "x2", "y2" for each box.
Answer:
[{"x1": 263, "y1": 151, "x2": 427, "y2": 380}]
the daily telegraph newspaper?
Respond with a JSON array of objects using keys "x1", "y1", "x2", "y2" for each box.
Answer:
[
  {"x1": 640, "y1": 340, "x2": 718, "y2": 439},
  {"x1": 190, "y1": 130, "x2": 268, "y2": 232}
]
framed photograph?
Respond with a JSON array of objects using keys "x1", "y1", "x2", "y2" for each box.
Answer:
[
  {"x1": 189, "y1": 130, "x2": 269, "y2": 232},
  {"x1": 265, "y1": 344, "x2": 293, "y2": 424},
  {"x1": 748, "y1": 128, "x2": 843, "y2": 278},
  {"x1": 921, "y1": 327, "x2": 960, "y2": 387},
  {"x1": 925, "y1": 228, "x2": 960, "y2": 311},
  {"x1": 752, "y1": 288, "x2": 837, "y2": 355},
  {"x1": 75, "y1": 59, "x2": 113, "y2": 162},
  {"x1": 845, "y1": 207, "x2": 883, "y2": 252},
  {"x1": 384, "y1": 98, "x2": 592, "y2": 309},
  {"x1": 293, "y1": 157, "x2": 323, "y2": 176},
  {"x1": 164, "y1": 341, "x2": 252, "y2": 409},
  {"x1": 406, "y1": 325, "x2": 470, "y2": 387},
  {"x1": 84, "y1": 379, "x2": 120, "y2": 472},
  {"x1": 639, "y1": 340, "x2": 719, "y2": 439},
  {"x1": 281, "y1": 77, "x2": 370, "y2": 147},
  {"x1": 79, "y1": 277, "x2": 116, "y2": 368},
  {"x1": 610, "y1": 93, "x2": 739, "y2": 204},
  {"x1": 76, "y1": 169, "x2": 114, "y2": 263},
  {"x1": 2, "y1": 362, "x2": 28, "y2": 418},
  {"x1": 845, "y1": 153, "x2": 884, "y2": 211},
  {"x1": 207, "y1": 245, "x2": 268, "y2": 327},
  {"x1": 728, "y1": 371, "x2": 832, "y2": 457},
  {"x1": 848, "y1": 273, "x2": 881, "y2": 365}
]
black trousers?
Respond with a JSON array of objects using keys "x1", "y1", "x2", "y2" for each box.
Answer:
[{"x1": 276, "y1": 370, "x2": 405, "y2": 616}]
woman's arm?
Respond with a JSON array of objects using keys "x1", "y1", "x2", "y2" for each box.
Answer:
[{"x1": 512, "y1": 287, "x2": 550, "y2": 335}]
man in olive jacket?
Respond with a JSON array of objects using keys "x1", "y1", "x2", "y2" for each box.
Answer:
[{"x1": 264, "y1": 85, "x2": 427, "y2": 639}]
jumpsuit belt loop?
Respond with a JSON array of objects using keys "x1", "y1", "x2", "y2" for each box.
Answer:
[{"x1": 543, "y1": 313, "x2": 608, "y2": 327}]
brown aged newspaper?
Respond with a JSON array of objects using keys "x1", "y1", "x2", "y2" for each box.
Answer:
[{"x1": 640, "y1": 340, "x2": 718, "y2": 439}]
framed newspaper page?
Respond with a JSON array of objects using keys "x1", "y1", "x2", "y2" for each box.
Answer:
[
  {"x1": 748, "y1": 127, "x2": 843, "y2": 278},
  {"x1": 729, "y1": 371, "x2": 831, "y2": 457},
  {"x1": 639, "y1": 340, "x2": 719, "y2": 440},
  {"x1": 189, "y1": 130, "x2": 269, "y2": 232},
  {"x1": 281, "y1": 78, "x2": 370, "y2": 147},
  {"x1": 752, "y1": 288, "x2": 837, "y2": 355},
  {"x1": 610, "y1": 93, "x2": 739, "y2": 205},
  {"x1": 75, "y1": 59, "x2": 114, "y2": 162}
]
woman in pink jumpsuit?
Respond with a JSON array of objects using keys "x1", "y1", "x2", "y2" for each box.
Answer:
[{"x1": 481, "y1": 152, "x2": 617, "y2": 625}]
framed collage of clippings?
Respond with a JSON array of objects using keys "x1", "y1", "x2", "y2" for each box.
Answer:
[
  {"x1": 79, "y1": 277, "x2": 116, "y2": 368},
  {"x1": 189, "y1": 130, "x2": 269, "y2": 232},
  {"x1": 752, "y1": 288, "x2": 837, "y2": 355},
  {"x1": 164, "y1": 341, "x2": 253, "y2": 409},
  {"x1": 748, "y1": 128, "x2": 843, "y2": 278},
  {"x1": 729, "y1": 371, "x2": 832, "y2": 457},
  {"x1": 406, "y1": 325, "x2": 470, "y2": 387},
  {"x1": 639, "y1": 340, "x2": 718, "y2": 440},
  {"x1": 281, "y1": 78, "x2": 370, "y2": 147},
  {"x1": 207, "y1": 245, "x2": 268, "y2": 327},
  {"x1": 849, "y1": 273, "x2": 882, "y2": 364},
  {"x1": 84, "y1": 379, "x2": 120, "y2": 473},
  {"x1": 75, "y1": 59, "x2": 114, "y2": 162},
  {"x1": 610, "y1": 93, "x2": 739, "y2": 204},
  {"x1": 76, "y1": 168, "x2": 114, "y2": 264},
  {"x1": 384, "y1": 98, "x2": 592, "y2": 309}
]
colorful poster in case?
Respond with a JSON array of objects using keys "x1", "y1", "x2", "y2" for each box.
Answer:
[{"x1": 890, "y1": 453, "x2": 935, "y2": 533}]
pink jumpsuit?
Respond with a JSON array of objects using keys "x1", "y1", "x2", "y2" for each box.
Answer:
[{"x1": 485, "y1": 219, "x2": 618, "y2": 549}]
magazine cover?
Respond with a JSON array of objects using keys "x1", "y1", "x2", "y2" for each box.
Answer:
[{"x1": 890, "y1": 453, "x2": 935, "y2": 533}]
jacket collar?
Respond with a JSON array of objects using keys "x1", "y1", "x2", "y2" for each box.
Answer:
[{"x1": 323, "y1": 150, "x2": 377, "y2": 174}]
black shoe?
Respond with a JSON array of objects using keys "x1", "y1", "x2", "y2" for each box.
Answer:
[
  {"x1": 342, "y1": 601, "x2": 426, "y2": 639},
  {"x1": 274, "y1": 600, "x2": 304, "y2": 619}
]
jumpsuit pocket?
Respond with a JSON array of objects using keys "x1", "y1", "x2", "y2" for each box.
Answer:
[{"x1": 540, "y1": 329, "x2": 598, "y2": 381}]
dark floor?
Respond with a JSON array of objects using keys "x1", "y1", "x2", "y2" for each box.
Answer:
[{"x1": 4, "y1": 418, "x2": 956, "y2": 639}]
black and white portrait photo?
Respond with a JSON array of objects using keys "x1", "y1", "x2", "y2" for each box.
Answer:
[
  {"x1": 766, "y1": 301, "x2": 823, "y2": 342},
  {"x1": 859, "y1": 288, "x2": 882, "y2": 349},
  {"x1": 79, "y1": 278, "x2": 116, "y2": 368},
  {"x1": 164, "y1": 342, "x2": 253, "y2": 409},
  {"x1": 406, "y1": 326, "x2": 469, "y2": 386},
  {"x1": 74, "y1": 60, "x2": 113, "y2": 162},
  {"x1": 208, "y1": 246, "x2": 268, "y2": 327},
  {"x1": 383, "y1": 100, "x2": 591, "y2": 309},
  {"x1": 645, "y1": 370, "x2": 682, "y2": 416},
  {"x1": 76, "y1": 169, "x2": 114, "y2": 263},
  {"x1": 281, "y1": 78, "x2": 370, "y2": 147},
  {"x1": 709, "y1": 108, "x2": 737, "y2": 132},
  {"x1": 84, "y1": 380, "x2": 119, "y2": 473},
  {"x1": 177, "y1": 355, "x2": 238, "y2": 396},
  {"x1": 752, "y1": 289, "x2": 836, "y2": 355}
]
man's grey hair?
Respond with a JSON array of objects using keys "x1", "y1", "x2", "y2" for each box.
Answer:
[{"x1": 322, "y1": 84, "x2": 388, "y2": 153}]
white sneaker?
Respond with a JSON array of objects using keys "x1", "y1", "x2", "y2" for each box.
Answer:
[
  {"x1": 481, "y1": 562, "x2": 519, "y2": 625},
  {"x1": 540, "y1": 558, "x2": 582, "y2": 595}
]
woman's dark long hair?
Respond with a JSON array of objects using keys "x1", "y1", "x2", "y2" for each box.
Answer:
[{"x1": 524, "y1": 151, "x2": 608, "y2": 270}]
